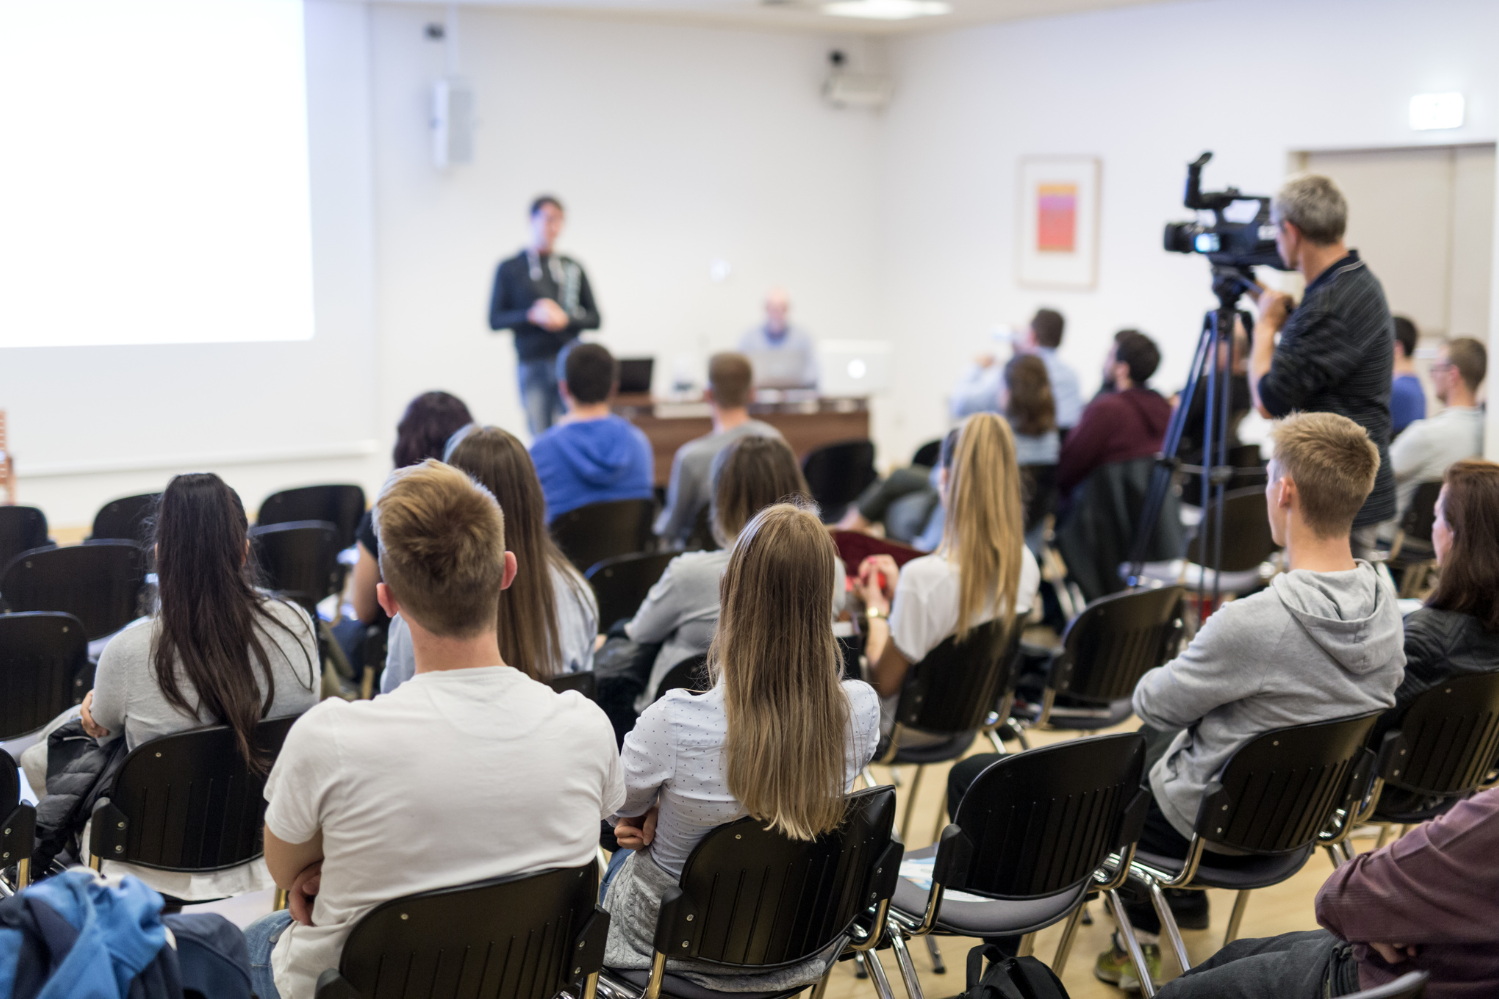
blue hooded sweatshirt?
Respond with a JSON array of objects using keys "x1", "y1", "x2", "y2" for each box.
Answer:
[{"x1": 530, "y1": 415, "x2": 655, "y2": 522}]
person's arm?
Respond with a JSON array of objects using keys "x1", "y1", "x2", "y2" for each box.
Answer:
[
  {"x1": 624, "y1": 559, "x2": 686, "y2": 645},
  {"x1": 653, "y1": 448, "x2": 695, "y2": 543},
  {"x1": 855, "y1": 555, "x2": 909, "y2": 698},
  {"x1": 351, "y1": 542, "x2": 381, "y2": 624},
  {"x1": 617, "y1": 699, "x2": 677, "y2": 818},
  {"x1": 261, "y1": 705, "x2": 341, "y2": 919},
  {"x1": 489, "y1": 261, "x2": 531, "y2": 331},
  {"x1": 1054, "y1": 399, "x2": 1110, "y2": 496},
  {"x1": 949, "y1": 362, "x2": 1000, "y2": 420},
  {"x1": 1131, "y1": 602, "x2": 1270, "y2": 730},
  {"x1": 86, "y1": 632, "x2": 133, "y2": 742},
  {"x1": 1251, "y1": 292, "x2": 1358, "y2": 419},
  {"x1": 265, "y1": 826, "x2": 324, "y2": 889},
  {"x1": 1389, "y1": 610, "x2": 1446, "y2": 708},
  {"x1": 1386, "y1": 420, "x2": 1427, "y2": 482},
  {"x1": 564, "y1": 266, "x2": 601, "y2": 333}
]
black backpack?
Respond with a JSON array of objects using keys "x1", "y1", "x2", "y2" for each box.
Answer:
[{"x1": 964, "y1": 943, "x2": 1070, "y2": 999}]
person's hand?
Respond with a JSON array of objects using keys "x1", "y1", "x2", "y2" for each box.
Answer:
[
  {"x1": 1254, "y1": 285, "x2": 1293, "y2": 333},
  {"x1": 973, "y1": 353, "x2": 996, "y2": 368},
  {"x1": 527, "y1": 298, "x2": 569, "y2": 331},
  {"x1": 1368, "y1": 942, "x2": 1418, "y2": 965},
  {"x1": 288, "y1": 861, "x2": 322, "y2": 926},
  {"x1": 855, "y1": 555, "x2": 899, "y2": 613},
  {"x1": 80, "y1": 690, "x2": 109, "y2": 740},
  {"x1": 614, "y1": 806, "x2": 659, "y2": 851}
]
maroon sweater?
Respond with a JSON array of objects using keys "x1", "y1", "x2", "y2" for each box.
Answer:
[
  {"x1": 1316, "y1": 788, "x2": 1499, "y2": 998},
  {"x1": 1056, "y1": 388, "x2": 1173, "y2": 495}
]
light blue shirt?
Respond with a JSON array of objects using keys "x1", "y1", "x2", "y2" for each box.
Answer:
[
  {"x1": 1035, "y1": 347, "x2": 1083, "y2": 430},
  {"x1": 738, "y1": 324, "x2": 817, "y2": 388}
]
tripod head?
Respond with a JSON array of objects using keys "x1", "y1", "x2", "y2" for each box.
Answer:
[{"x1": 1209, "y1": 265, "x2": 1258, "y2": 335}]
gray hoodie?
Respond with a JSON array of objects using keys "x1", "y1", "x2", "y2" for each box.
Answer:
[{"x1": 1133, "y1": 561, "x2": 1405, "y2": 838}]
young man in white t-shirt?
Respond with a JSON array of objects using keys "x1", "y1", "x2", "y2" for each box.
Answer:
[{"x1": 242, "y1": 460, "x2": 625, "y2": 999}]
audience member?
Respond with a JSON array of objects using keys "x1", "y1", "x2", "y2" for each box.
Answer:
[
  {"x1": 950, "y1": 308, "x2": 1083, "y2": 431},
  {"x1": 1249, "y1": 173, "x2": 1396, "y2": 556},
  {"x1": 351, "y1": 391, "x2": 473, "y2": 624},
  {"x1": 529, "y1": 342, "x2": 654, "y2": 522},
  {"x1": 838, "y1": 429, "x2": 957, "y2": 551},
  {"x1": 1056, "y1": 330, "x2": 1171, "y2": 497},
  {"x1": 854, "y1": 413, "x2": 1041, "y2": 742},
  {"x1": 1155, "y1": 786, "x2": 1499, "y2": 998},
  {"x1": 738, "y1": 288, "x2": 817, "y2": 388},
  {"x1": 1003, "y1": 354, "x2": 1061, "y2": 466},
  {"x1": 654, "y1": 352, "x2": 781, "y2": 546},
  {"x1": 245, "y1": 461, "x2": 622, "y2": 999},
  {"x1": 601, "y1": 503, "x2": 879, "y2": 989},
  {"x1": 23, "y1": 472, "x2": 319, "y2": 901},
  {"x1": 1386, "y1": 337, "x2": 1486, "y2": 529},
  {"x1": 381, "y1": 426, "x2": 598, "y2": 692},
  {"x1": 1390, "y1": 315, "x2": 1427, "y2": 436}
]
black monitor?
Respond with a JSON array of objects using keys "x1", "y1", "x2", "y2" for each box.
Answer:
[{"x1": 617, "y1": 357, "x2": 653, "y2": 395}]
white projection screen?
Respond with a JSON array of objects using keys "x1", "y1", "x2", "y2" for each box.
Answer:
[{"x1": 0, "y1": 0, "x2": 315, "y2": 347}]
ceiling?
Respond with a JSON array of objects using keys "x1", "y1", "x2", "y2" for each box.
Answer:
[{"x1": 381, "y1": 0, "x2": 1176, "y2": 36}]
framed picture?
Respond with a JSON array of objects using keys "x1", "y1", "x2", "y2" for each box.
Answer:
[{"x1": 1017, "y1": 157, "x2": 1101, "y2": 289}]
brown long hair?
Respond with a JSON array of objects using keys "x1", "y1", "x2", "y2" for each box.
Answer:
[
  {"x1": 1004, "y1": 355, "x2": 1056, "y2": 436},
  {"x1": 445, "y1": 426, "x2": 589, "y2": 679},
  {"x1": 940, "y1": 413, "x2": 1025, "y2": 641},
  {"x1": 1427, "y1": 459, "x2": 1499, "y2": 632},
  {"x1": 712, "y1": 504, "x2": 849, "y2": 840},
  {"x1": 151, "y1": 474, "x2": 316, "y2": 770},
  {"x1": 709, "y1": 435, "x2": 812, "y2": 547}
]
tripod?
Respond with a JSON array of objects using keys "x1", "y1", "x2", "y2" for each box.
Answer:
[{"x1": 1126, "y1": 266, "x2": 1257, "y2": 612}]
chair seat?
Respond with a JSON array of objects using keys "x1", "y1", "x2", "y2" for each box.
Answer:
[
  {"x1": 1132, "y1": 844, "x2": 1313, "y2": 891},
  {"x1": 890, "y1": 843, "x2": 1085, "y2": 936},
  {"x1": 604, "y1": 966, "x2": 811, "y2": 999},
  {"x1": 1134, "y1": 559, "x2": 1269, "y2": 594},
  {"x1": 1014, "y1": 698, "x2": 1134, "y2": 731},
  {"x1": 882, "y1": 730, "x2": 976, "y2": 765}
]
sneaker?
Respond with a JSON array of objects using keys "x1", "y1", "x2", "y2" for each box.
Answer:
[
  {"x1": 1165, "y1": 888, "x2": 1210, "y2": 931},
  {"x1": 1094, "y1": 939, "x2": 1162, "y2": 992}
]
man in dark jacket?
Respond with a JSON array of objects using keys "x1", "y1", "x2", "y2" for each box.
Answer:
[
  {"x1": 1250, "y1": 174, "x2": 1395, "y2": 557},
  {"x1": 488, "y1": 195, "x2": 602, "y2": 435},
  {"x1": 1056, "y1": 330, "x2": 1173, "y2": 496}
]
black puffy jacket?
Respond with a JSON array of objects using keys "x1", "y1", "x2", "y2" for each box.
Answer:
[{"x1": 31, "y1": 720, "x2": 127, "y2": 874}]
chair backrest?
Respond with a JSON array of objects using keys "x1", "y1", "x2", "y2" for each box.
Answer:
[
  {"x1": 802, "y1": 440, "x2": 878, "y2": 514},
  {"x1": 946, "y1": 733, "x2": 1149, "y2": 898},
  {"x1": 89, "y1": 492, "x2": 161, "y2": 544},
  {"x1": 327, "y1": 865, "x2": 606, "y2": 999},
  {"x1": 895, "y1": 615, "x2": 1025, "y2": 733},
  {"x1": 1343, "y1": 971, "x2": 1428, "y2": 999},
  {"x1": 0, "y1": 506, "x2": 50, "y2": 575},
  {"x1": 910, "y1": 439, "x2": 942, "y2": 469},
  {"x1": 91, "y1": 715, "x2": 298, "y2": 871},
  {"x1": 0, "y1": 747, "x2": 18, "y2": 817},
  {"x1": 1378, "y1": 670, "x2": 1499, "y2": 796},
  {"x1": 250, "y1": 520, "x2": 342, "y2": 614},
  {"x1": 655, "y1": 654, "x2": 710, "y2": 699},
  {"x1": 1018, "y1": 464, "x2": 1058, "y2": 535},
  {"x1": 257, "y1": 485, "x2": 368, "y2": 552},
  {"x1": 661, "y1": 785, "x2": 900, "y2": 969},
  {"x1": 1400, "y1": 481, "x2": 1443, "y2": 545},
  {"x1": 1185, "y1": 486, "x2": 1277, "y2": 573},
  {"x1": 547, "y1": 670, "x2": 598, "y2": 701},
  {"x1": 0, "y1": 612, "x2": 90, "y2": 740},
  {"x1": 586, "y1": 551, "x2": 677, "y2": 632},
  {"x1": 1193, "y1": 711, "x2": 1382, "y2": 854},
  {"x1": 0, "y1": 541, "x2": 145, "y2": 641},
  {"x1": 684, "y1": 504, "x2": 720, "y2": 552},
  {"x1": 549, "y1": 499, "x2": 656, "y2": 575},
  {"x1": 1053, "y1": 585, "x2": 1185, "y2": 704}
]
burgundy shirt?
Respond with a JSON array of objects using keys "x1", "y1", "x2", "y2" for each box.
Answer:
[
  {"x1": 1056, "y1": 387, "x2": 1172, "y2": 495},
  {"x1": 1316, "y1": 787, "x2": 1499, "y2": 998}
]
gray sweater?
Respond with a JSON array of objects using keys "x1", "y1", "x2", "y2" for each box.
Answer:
[{"x1": 1133, "y1": 561, "x2": 1405, "y2": 838}]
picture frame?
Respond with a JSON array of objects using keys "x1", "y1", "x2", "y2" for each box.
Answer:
[{"x1": 1017, "y1": 156, "x2": 1101, "y2": 289}]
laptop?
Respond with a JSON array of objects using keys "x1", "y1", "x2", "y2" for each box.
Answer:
[
  {"x1": 746, "y1": 349, "x2": 814, "y2": 389},
  {"x1": 617, "y1": 357, "x2": 654, "y2": 395}
]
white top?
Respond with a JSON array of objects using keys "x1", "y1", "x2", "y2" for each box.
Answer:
[
  {"x1": 617, "y1": 680, "x2": 880, "y2": 878},
  {"x1": 888, "y1": 547, "x2": 1041, "y2": 664},
  {"x1": 265, "y1": 666, "x2": 624, "y2": 999},
  {"x1": 1389, "y1": 406, "x2": 1485, "y2": 521},
  {"x1": 381, "y1": 561, "x2": 598, "y2": 693}
]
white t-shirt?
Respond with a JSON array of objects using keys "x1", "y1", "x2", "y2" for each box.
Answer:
[
  {"x1": 264, "y1": 666, "x2": 625, "y2": 999},
  {"x1": 887, "y1": 547, "x2": 1041, "y2": 664}
]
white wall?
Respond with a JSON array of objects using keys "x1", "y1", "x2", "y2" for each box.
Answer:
[{"x1": 875, "y1": 0, "x2": 1499, "y2": 463}]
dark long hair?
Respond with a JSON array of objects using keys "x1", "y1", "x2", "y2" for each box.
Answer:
[
  {"x1": 1427, "y1": 459, "x2": 1499, "y2": 632},
  {"x1": 151, "y1": 474, "x2": 315, "y2": 770},
  {"x1": 1004, "y1": 355, "x2": 1056, "y2": 436},
  {"x1": 393, "y1": 392, "x2": 473, "y2": 469},
  {"x1": 445, "y1": 426, "x2": 587, "y2": 680}
]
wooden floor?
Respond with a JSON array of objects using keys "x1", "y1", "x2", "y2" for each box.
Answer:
[{"x1": 830, "y1": 721, "x2": 1360, "y2": 999}]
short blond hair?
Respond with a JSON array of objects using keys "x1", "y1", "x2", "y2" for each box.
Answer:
[
  {"x1": 375, "y1": 459, "x2": 507, "y2": 637},
  {"x1": 1269, "y1": 412, "x2": 1379, "y2": 537}
]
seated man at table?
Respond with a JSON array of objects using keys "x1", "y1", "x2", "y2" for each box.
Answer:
[
  {"x1": 530, "y1": 341, "x2": 655, "y2": 523},
  {"x1": 655, "y1": 352, "x2": 782, "y2": 547},
  {"x1": 739, "y1": 287, "x2": 817, "y2": 389}
]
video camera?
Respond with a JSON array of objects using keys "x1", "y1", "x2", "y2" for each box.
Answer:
[{"x1": 1162, "y1": 152, "x2": 1288, "y2": 272}]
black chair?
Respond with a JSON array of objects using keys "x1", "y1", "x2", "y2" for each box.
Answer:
[
  {"x1": 551, "y1": 500, "x2": 657, "y2": 575},
  {"x1": 1016, "y1": 585, "x2": 1185, "y2": 733},
  {"x1": 1054, "y1": 456, "x2": 1185, "y2": 603},
  {"x1": 1138, "y1": 487, "x2": 1277, "y2": 595},
  {"x1": 910, "y1": 439, "x2": 942, "y2": 469},
  {"x1": 1388, "y1": 481, "x2": 1443, "y2": 597},
  {"x1": 314, "y1": 865, "x2": 612, "y2": 999},
  {"x1": 1345, "y1": 971, "x2": 1428, "y2": 999},
  {"x1": 0, "y1": 541, "x2": 145, "y2": 641},
  {"x1": 1, "y1": 747, "x2": 36, "y2": 891},
  {"x1": 258, "y1": 485, "x2": 368, "y2": 553},
  {"x1": 89, "y1": 715, "x2": 297, "y2": 876},
  {"x1": 1179, "y1": 443, "x2": 1266, "y2": 500},
  {"x1": 683, "y1": 505, "x2": 719, "y2": 553},
  {"x1": 251, "y1": 520, "x2": 342, "y2": 614},
  {"x1": 876, "y1": 616, "x2": 1025, "y2": 845},
  {"x1": 549, "y1": 670, "x2": 599, "y2": 702},
  {"x1": 0, "y1": 506, "x2": 50, "y2": 569},
  {"x1": 89, "y1": 492, "x2": 161, "y2": 543},
  {"x1": 600, "y1": 785, "x2": 901, "y2": 999},
  {"x1": 588, "y1": 552, "x2": 677, "y2": 633},
  {"x1": 887, "y1": 734, "x2": 1150, "y2": 985},
  {"x1": 1118, "y1": 711, "x2": 1383, "y2": 988},
  {"x1": 0, "y1": 612, "x2": 91, "y2": 741},
  {"x1": 654, "y1": 654, "x2": 710, "y2": 700},
  {"x1": 802, "y1": 441, "x2": 878, "y2": 523}
]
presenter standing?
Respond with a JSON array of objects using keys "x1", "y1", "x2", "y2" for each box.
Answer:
[
  {"x1": 489, "y1": 195, "x2": 601, "y2": 434},
  {"x1": 738, "y1": 288, "x2": 817, "y2": 389}
]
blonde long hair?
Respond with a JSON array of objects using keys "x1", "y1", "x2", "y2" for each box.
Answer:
[
  {"x1": 711, "y1": 503, "x2": 848, "y2": 840},
  {"x1": 940, "y1": 413, "x2": 1025, "y2": 641}
]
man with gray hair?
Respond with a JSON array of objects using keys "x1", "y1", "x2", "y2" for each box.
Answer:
[{"x1": 1249, "y1": 174, "x2": 1396, "y2": 555}]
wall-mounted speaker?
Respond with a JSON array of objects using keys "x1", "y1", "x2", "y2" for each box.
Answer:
[{"x1": 431, "y1": 77, "x2": 474, "y2": 168}]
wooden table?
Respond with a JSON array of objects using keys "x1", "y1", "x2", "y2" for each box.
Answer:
[{"x1": 612, "y1": 393, "x2": 870, "y2": 487}]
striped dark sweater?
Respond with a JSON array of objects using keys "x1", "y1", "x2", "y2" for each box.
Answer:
[{"x1": 1258, "y1": 250, "x2": 1396, "y2": 526}]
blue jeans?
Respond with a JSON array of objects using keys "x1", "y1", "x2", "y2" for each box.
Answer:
[
  {"x1": 244, "y1": 909, "x2": 294, "y2": 999},
  {"x1": 600, "y1": 847, "x2": 633, "y2": 903},
  {"x1": 519, "y1": 357, "x2": 565, "y2": 436}
]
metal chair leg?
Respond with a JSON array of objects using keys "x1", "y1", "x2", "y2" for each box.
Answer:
[
  {"x1": 1004, "y1": 718, "x2": 1031, "y2": 751},
  {"x1": 274, "y1": 887, "x2": 290, "y2": 911},
  {"x1": 923, "y1": 935, "x2": 946, "y2": 974},
  {"x1": 854, "y1": 952, "x2": 869, "y2": 979},
  {"x1": 899, "y1": 766, "x2": 926, "y2": 844},
  {"x1": 863, "y1": 949, "x2": 898, "y2": 999},
  {"x1": 1223, "y1": 890, "x2": 1251, "y2": 947},
  {"x1": 985, "y1": 729, "x2": 1007, "y2": 755},
  {"x1": 810, "y1": 967, "x2": 834, "y2": 999},
  {"x1": 861, "y1": 767, "x2": 879, "y2": 790},
  {"x1": 1374, "y1": 824, "x2": 1391, "y2": 851},
  {"x1": 886, "y1": 921, "x2": 925, "y2": 999},
  {"x1": 1107, "y1": 888, "x2": 1156, "y2": 998},
  {"x1": 1146, "y1": 881, "x2": 1191, "y2": 974},
  {"x1": 1052, "y1": 901, "x2": 1086, "y2": 976},
  {"x1": 1016, "y1": 932, "x2": 1036, "y2": 958},
  {"x1": 929, "y1": 792, "x2": 949, "y2": 847}
]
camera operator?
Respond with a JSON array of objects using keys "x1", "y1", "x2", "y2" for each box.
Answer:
[{"x1": 1249, "y1": 174, "x2": 1395, "y2": 557}]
